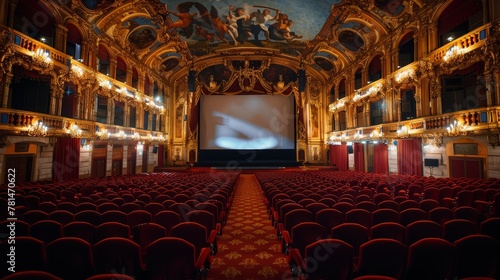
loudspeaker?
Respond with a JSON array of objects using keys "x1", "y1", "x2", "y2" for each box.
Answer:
[
  {"x1": 188, "y1": 70, "x2": 197, "y2": 92},
  {"x1": 298, "y1": 69, "x2": 306, "y2": 92}
]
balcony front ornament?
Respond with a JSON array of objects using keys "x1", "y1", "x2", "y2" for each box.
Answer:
[{"x1": 487, "y1": 134, "x2": 499, "y2": 149}]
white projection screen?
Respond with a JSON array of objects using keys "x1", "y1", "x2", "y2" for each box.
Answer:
[{"x1": 198, "y1": 94, "x2": 297, "y2": 166}]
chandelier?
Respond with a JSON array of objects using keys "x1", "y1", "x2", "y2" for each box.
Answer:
[{"x1": 27, "y1": 120, "x2": 48, "y2": 137}]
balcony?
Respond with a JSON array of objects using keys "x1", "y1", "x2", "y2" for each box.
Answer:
[
  {"x1": 327, "y1": 23, "x2": 495, "y2": 143},
  {"x1": 0, "y1": 108, "x2": 167, "y2": 145}
]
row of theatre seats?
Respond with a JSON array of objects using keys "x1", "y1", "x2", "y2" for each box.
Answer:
[
  {"x1": 256, "y1": 170, "x2": 500, "y2": 280},
  {"x1": 0, "y1": 172, "x2": 238, "y2": 280}
]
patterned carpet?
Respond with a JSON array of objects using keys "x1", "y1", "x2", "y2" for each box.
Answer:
[{"x1": 208, "y1": 174, "x2": 290, "y2": 280}]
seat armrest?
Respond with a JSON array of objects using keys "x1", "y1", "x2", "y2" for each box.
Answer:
[
  {"x1": 195, "y1": 247, "x2": 212, "y2": 274},
  {"x1": 281, "y1": 230, "x2": 292, "y2": 254}
]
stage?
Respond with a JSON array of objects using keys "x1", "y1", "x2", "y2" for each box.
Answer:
[{"x1": 154, "y1": 165, "x2": 339, "y2": 174}]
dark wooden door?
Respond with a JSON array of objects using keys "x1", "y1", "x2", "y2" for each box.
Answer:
[
  {"x1": 4, "y1": 155, "x2": 33, "y2": 183},
  {"x1": 127, "y1": 150, "x2": 136, "y2": 175},
  {"x1": 111, "y1": 160, "x2": 122, "y2": 176},
  {"x1": 92, "y1": 158, "x2": 106, "y2": 178},
  {"x1": 449, "y1": 156, "x2": 485, "y2": 179}
]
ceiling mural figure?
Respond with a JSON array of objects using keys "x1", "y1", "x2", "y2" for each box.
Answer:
[
  {"x1": 375, "y1": 0, "x2": 405, "y2": 16},
  {"x1": 160, "y1": 0, "x2": 337, "y2": 52}
]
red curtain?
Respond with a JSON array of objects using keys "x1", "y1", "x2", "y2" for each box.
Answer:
[
  {"x1": 373, "y1": 143, "x2": 389, "y2": 174},
  {"x1": 397, "y1": 139, "x2": 423, "y2": 176},
  {"x1": 52, "y1": 137, "x2": 80, "y2": 182},
  {"x1": 189, "y1": 101, "x2": 198, "y2": 134},
  {"x1": 354, "y1": 142, "x2": 365, "y2": 172},
  {"x1": 330, "y1": 144, "x2": 348, "y2": 170},
  {"x1": 157, "y1": 145, "x2": 165, "y2": 168}
]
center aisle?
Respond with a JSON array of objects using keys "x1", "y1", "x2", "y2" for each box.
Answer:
[{"x1": 208, "y1": 174, "x2": 290, "y2": 280}]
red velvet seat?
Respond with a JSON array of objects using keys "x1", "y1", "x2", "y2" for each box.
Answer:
[
  {"x1": 93, "y1": 237, "x2": 144, "y2": 278},
  {"x1": 0, "y1": 237, "x2": 46, "y2": 277},
  {"x1": 315, "y1": 208, "x2": 344, "y2": 230},
  {"x1": 370, "y1": 222, "x2": 406, "y2": 244},
  {"x1": 95, "y1": 222, "x2": 131, "y2": 242},
  {"x1": 63, "y1": 221, "x2": 97, "y2": 244},
  {"x1": 355, "y1": 238, "x2": 408, "y2": 279},
  {"x1": 46, "y1": 237, "x2": 95, "y2": 280},
  {"x1": 454, "y1": 234, "x2": 500, "y2": 279},
  {"x1": 144, "y1": 237, "x2": 211, "y2": 280},
  {"x1": 30, "y1": 220, "x2": 63, "y2": 244},
  {"x1": 405, "y1": 237, "x2": 455, "y2": 280}
]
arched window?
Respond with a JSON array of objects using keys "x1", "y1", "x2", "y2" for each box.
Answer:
[
  {"x1": 66, "y1": 23, "x2": 83, "y2": 61},
  {"x1": 398, "y1": 32, "x2": 414, "y2": 68},
  {"x1": 339, "y1": 79, "x2": 346, "y2": 99},
  {"x1": 438, "y1": 0, "x2": 483, "y2": 46},
  {"x1": 97, "y1": 45, "x2": 110, "y2": 75},
  {"x1": 116, "y1": 56, "x2": 127, "y2": 83},
  {"x1": 368, "y1": 55, "x2": 382, "y2": 83}
]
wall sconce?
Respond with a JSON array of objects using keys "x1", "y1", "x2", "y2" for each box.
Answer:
[
  {"x1": 397, "y1": 125, "x2": 409, "y2": 138},
  {"x1": 32, "y1": 48, "x2": 52, "y2": 68},
  {"x1": 447, "y1": 119, "x2": 467, "y2": 136},
  {"x1": 27, "y1": 120, "x2": 48, "y2": 137},
  {"x1": 443, "y1": 46, "x2": 464, "y2": 62},
  {"x1": 66, "y1": 123, "x2": 82, "y2": 138}
]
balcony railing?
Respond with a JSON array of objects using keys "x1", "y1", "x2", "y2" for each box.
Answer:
[
  {"x1": 327, "y1": 106, "x2": 500, "y2": 144},
  {"x1": 0, "y1": 108, "x2": 167, "y2": 144}
]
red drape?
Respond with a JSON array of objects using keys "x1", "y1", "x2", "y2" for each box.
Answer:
[
  {"x1": 373, "y1": 143, "x2": 389, "y2": 174},
  {"x1": 397, "y1": 139, "x2": 423, "y2": 176},
  {"x1": 189, "y1": 101, "x2": 198, "y2": 134},
  {"x1": 157, "y1": 145, "x2": 165, "y2": 168},
  {"x1": 354, "y1": 142, "x2": 365, "y2": 172},
  {"x1": 52, "y1": 137, "x2": 80, "y2": 182},
  {"x1": 330, "y1": 144, "x2": 348, "y2": 170}
]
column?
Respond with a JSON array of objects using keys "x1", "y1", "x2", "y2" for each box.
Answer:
[
  {"x1": 1, "y1": 73, "x2": 13, "y2": 108},
  {"x1": 109, "y1": 58, "x2": 117, "y2": 80},
  {"x1": 414, "y1": 85, "x2": 422, "y2": 118}
]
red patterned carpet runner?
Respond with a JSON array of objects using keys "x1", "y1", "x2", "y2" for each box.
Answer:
[{"x1": 208, "y1": 174, "x2": 289, "y2": 280}]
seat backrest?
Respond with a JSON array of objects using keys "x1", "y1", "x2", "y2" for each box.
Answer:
[
  {"x1": 145, "y1": 237, "x2": 197, "y2": 280},
  {"x1": 331, "y1": 223, "x2": 369, "y2": 259},
  {"x1": 153, "y1": 210, "x2": 181, "y2": 235},
  {"x1": 370, "y1": 222, "x2": 406, "y2": 244},
  {"x1": 46, "y1": 237, "x2": 94, "y2": 280},
  {"x1": 63, "y1": 221, "x2": 97, "y2": 245},
  {"x1": 93, "y1": 237, "x2": 143, "y2": 277},
  {"x1": 171, "y1": 222, "x2": 208, "y2": 256},
  {"x1": 302, "y1": 239, "x2": 354, "y2": 280},
  {"x1": 356, "y1": 238, "x2": 408, "y2": 279},
  {"x1": 95, "y1": 222, "x2": 131, "y2": 242},
  {"x1": 406, "y1": 220, "x2": 442, "y2": 245},
  {"x1": 290, "y1": 222, "x2": 328, "y2": 256},
  {"x1": 454, "y1": 234, "x2": 500, "y2": 279},
  {"x1": 443, "y1": 219, "x2": 477, "y2": 243},
  {"x1": 405, "y1": 237, "x2": 455, "y2": 280},
  {"x1": 0, "y1": 236, "x2": 46, "y2": 277},
  {"x1": 30, "y1": 220, "x2": 63, "y2": 244},
  {"x1": 315, "y1": 208, "x2": 344, "y2": 230}
]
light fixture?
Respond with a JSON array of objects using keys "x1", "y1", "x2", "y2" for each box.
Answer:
[
  {"x1": 397, "y1": 125, "x2": 409, "y2": 138},
  {"x1": 32, "y1": 48, "x2": 52, "y2": 68},
  {"x1": 447, "y1": 36, "x2": 454, "y2": 42},
  {"x1": 66, "y1": 123, "x2": 82, "y2": 138},
  {"x1": 443, "y1": 46, "x2": 464, "y2": 62},
  {"x1": 447, "y1": 119, "x2": 467, "y2": 136},
  {"x1": 27, "y1": 120, "x2": 48, "y2": 137}
]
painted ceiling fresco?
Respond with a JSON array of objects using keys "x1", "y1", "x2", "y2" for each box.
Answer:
[{"x1": 84, "y1": 0, "x2": 409, "y2": 77}]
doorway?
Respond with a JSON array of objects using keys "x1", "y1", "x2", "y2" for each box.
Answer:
[
  {"x1": 449, "y1": 156, "x2": 485, "y2": 179},
  {"x1": 3, "y1": 155, "x2": 34, "y2": 183}
]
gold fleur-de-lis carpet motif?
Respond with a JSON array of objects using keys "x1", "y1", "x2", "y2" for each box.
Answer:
[{"x1": 208, "y1": 174, "x2": 290, "y2": 279}]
